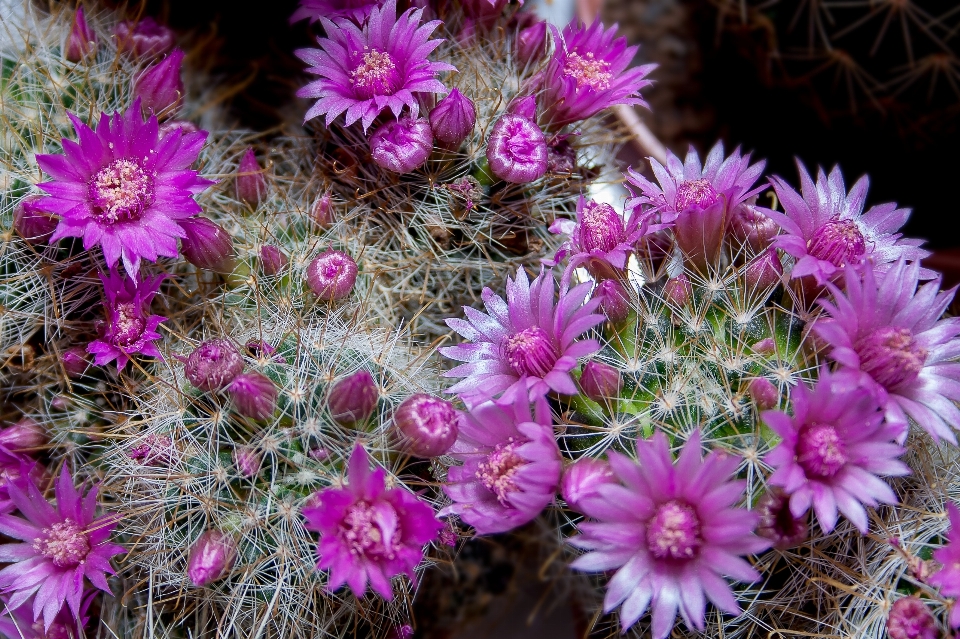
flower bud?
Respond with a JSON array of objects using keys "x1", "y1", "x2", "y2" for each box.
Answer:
[
  {"x1": 185, "y1": 339, "x2": 244, "y2": 392},
  {"x1": 245, "y1": 340, "x2": 285, "y2": 363},
  {"x1": 486, "y1": 113, "x2": 547, "y2": 184},
  {"x1": 745, "y1": 248, "x2": 783, "y2": 291},
  {"x1": 748, "y1": 377, "x2": 779, "y2": 410},
  {"x1": 114, "y1": 18, "x2": 175, "y2": 58},
  {"x1": 430, "y1": 88, "x2": 476, "y2": 147},
  {"x1": 228, "y1": 372, "x2": 277, "y2": 421},
  {"x1": 188, "y1": 530, "x2": 237, "y2": 587},
  {"x1": 592, "y1": 279, "x2": 630, "y2": 324},
  {"x1": 65, "y1": 6, "x2": 97, "y2": 63},
  {"x1": 756, "y1": 488, "x2": 808, "y2": 549},
  {"x1": 327, "y1": 370, "x2": 379, "y2": 425},
  {"x1": 729, "y1": 204, "x2": 779, "y2": 251},
  {"x1": 561, "y1": 458, "x2": 617, "y2": 513},
  {"x1": 752, "y1": 337, "x2": 776, "y2": 355},
  {"x1": 663, "y1": 274, "x2": 692, "y2": 307},
  {"x1": 516, "y1": 20, "x2": 547, "y2": 66},
  {"x1": 233, "y1": 446, "x2": 260, "y2": 477},
  {"x1": 0, "y1": 418, "x2": 46, "y2": 452},
  {"x1": 579, "y1": 361, "x2": 622, "y2": 403},
  {"x1": 394, "y1": 394, "x2": 459, "y2": 458},
  {"x1": 236, "y1": 147, "x2": 267, "y2": 206},
  {"x1": 61, "y1": 346, "x2": 89, "y2": 378},
  {"x1": 306, "y1": 250, "x2": 357, "y2": 301},
  {"x1": 369, "y1": 117, "x2": 434, "y2": 174},
  {"x1": 311, "y1": 191, "x2": 334, "y2": 229},
  {"x1": 507, "y1": 95, "x2": 537, "y2": 120},
  {"x1": 887, "y1": 597, "x2": 938, "y2": 639},
  {"x1": 134, "y1": 48, "x2": 185, "y2": 118},
  {"x1": 129, "y1": 434, "x2": 173, "y2": 466},
  {"x1": 13, "y1": 196, "x2": 57, "y2": 245},
  {"x1": 180, "y1": 216, "x2": 235, "y2": 273},
  {"x1": 159, "y1": 119, "x2": 199, "y2": 136},
  {"x1": 260, "y1": 245, "x2": 288, "y2": 276}
]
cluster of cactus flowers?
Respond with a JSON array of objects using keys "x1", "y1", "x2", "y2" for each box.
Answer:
[{"x1": 2, "y1": 1, "x2": 960, "y2": 639}]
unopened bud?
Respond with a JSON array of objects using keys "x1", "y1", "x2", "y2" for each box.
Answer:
[
  {"x1": 327, "y1": 370, "x2": 379, "y2": 425},
  {"x1": 260, "y1": 245, "x2": 288, "y2": 276},
  {"x1": 729, "y1": 204, "x2": 779, "y2": 251},
  {"x1": 0, "y1": 418, "x2": 46, "y2": 452},
  {"x1": 134, "y1": 48, "x2": 185, "y2": 118},
  {"x1": 185, "y1": 339, "x2": 244, "y2": 392},
  {"x1": 745, "y1": 248, "x2": 783, "y2": 291},
  {"x1": 748, "y1": 377, "x2": 779, "y2": 410},
  {"x1": 233, "y1": 446, "x2": 261, "y2": 477},
  {"x1": 180, "y1": 217, "x2": 235, "y2": 273},
  {"x1": 306, "y1": 250, "x2": 357, "y2": 301},
  {"x1": 663, "y1": 274, "x2": 692, "y2": 307},
  {"x1": 561, "y1": 457, "x2": 617, "y2": 513},
  {"x1": 579, "y1": 361, "x2": 622, "y2": 403},
  {"x1": 370, "y1": 117, "x2": 434, "y2": 174},
  {"x1": 394, "y1": 394, "x2": 459, "y2": 458},
  {"x1": 13, "y1": 196, "x2": 57, "y2": 245},
  {"x1": 228, "y1": 372, "x2": 277, "y2": 421},
  {"x1": 188, "y1": 530, "x2": 237, "y2": 587},
  {"x1": 886, "y1": 597, "x2": 938, "y2": 639},
  {"x1": 516, "y1": 21, "x2": 547, "y2": 66},
  {"x1": 61, "y1": 346, "x2": 89, "y2": 378},
  {"x1": 236, "y1": 147, "x2": 267, "y2": 206},
  {"x1": 430, "y1": 88, "x2": 476, "y2": 147},
  {"x1": 114, "y1": 18, "x2": 175, "y2": 58},
  {"x1": 592, "y1": 279, "x2": 630, "y2": 324},
  {"x1": 65, "y1": 6, "x2": 97, "y2": 63},
  {"x1": 311, "y1": 191, "x2": 334, "y2": 229},
  {"x1": 486, "y1": 113, "x2": 546, "y2": 184}
]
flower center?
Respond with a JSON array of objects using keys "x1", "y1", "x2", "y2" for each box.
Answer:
[
  {"x1": 796, "y1": 423, "x2": 848, "y2": 479},
  {"x1": 111, "y1": 302, "x2": 146, "y2": 348},
  {"x1": 33, "y1": 519, "x2": 90, "y2": 568},
  {"x1": 674, "y1": 179, "x2": 719, "y2": 212},
  {"x1": 578, "y1": 201, "x2": 625, "y2": 253},
  {"x1": 341, "y1": 500, "x2": 402, "y2": 561},
  {"x1": 89, "y1": 159, "x2": 155, "y2": 225},
  {"x1": 806, "y1": 219, "x2": 866, "y2": 269},
  {"x1": 564, "y1": 51, "x2": 612, "y2": 91},
  {"x1": 503, "y1": 326, "x2": 558, "y2": 378},
  {"x1": 645, "y1": 500, "x2": 702, "y2": 560},
  {"x1": 350, "y1": 49, "x2": 400, "y2": 99},
  {"x1": 854, "y1": 326, "x2": 928, "y2": 390},
  {"x1": 476, "y1": 440, "x2": 525, "y2": 505}
]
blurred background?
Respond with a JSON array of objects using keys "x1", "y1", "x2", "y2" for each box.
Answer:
[{"x1": 84, "y1": 0, "x2": 960, "y2": 634}]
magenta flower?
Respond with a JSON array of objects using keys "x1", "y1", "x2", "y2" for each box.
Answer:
[
  {"x1": 0, "y1": 593, "x2": 93, "y2": 639},
  {"x1": 762, "y1": 369, "x2": 909, "y2": 534},
  {"x1": 302, "y1": 445, "x2": 442, "y2": 599},
  {"x1": 441, "y1": 389, "x2": 561, "y2": 534},
  {"x1": 570, "y1": 431, "x2": 770, "y2": 637},
  {"x1": 34, "y1": 101, "x2": 213, "y2": 274},
  {"x1": 440, "y1": 267, "x2": 604, "y2": 403},
  {"x1": 765, "y1": 162, "x2": 929, "y2": 285},
  {"x1": 815, "y1": 260, "x2": 960, "y2": 444},
  {"x1": 87, "y1": 268, "x2": 166, "y2": 370},
  {"x1": 295, "y1": 0, "x2": 455, "y2": 131},
  {"x1": 929, "y1": 503, "x2": 960, "y2": 628},
  {"x1": 540, "y1": 20, "x2": 654, "y2": 127},
  {"x1": 547, "y1": 194, "x2": 656, "y2": 281},
  {"x1": 290, "y1": 0, "x2": 382, "y2": 24},
  {"x1": 625, "y1": 142, "x2": 766, "y2": 267},
  {"x1": 0, "y1": 465, "x2": 124, "y2": 630}
]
